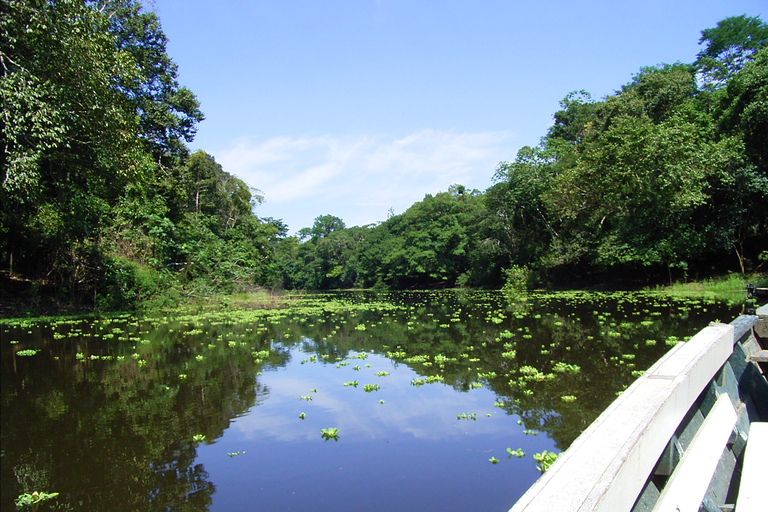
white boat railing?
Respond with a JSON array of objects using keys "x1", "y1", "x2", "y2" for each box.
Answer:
[{"x1": 509, "y1": 304, "x2": 768, "y2": 512}]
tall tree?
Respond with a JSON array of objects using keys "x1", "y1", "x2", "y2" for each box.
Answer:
[
  {"x1": 89, "y1": 0, "x2": 204, "y2": 165},
  {"x1": 695, "y1": 14, "x2": 768, "y2": 89},
  {"x1": 1, "y1": 0, "x2": 149, "y2": 281},
  {"x1": 716, "y1": 47, "x2": 768, "y2": 172},
  {"x1": 486, "y1": 145, "x2": 558, "y2": 268}
]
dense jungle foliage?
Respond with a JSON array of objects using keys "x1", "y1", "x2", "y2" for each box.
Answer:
[{"x1": 1, "y1": 3, "x2": 767, "y2": 311}]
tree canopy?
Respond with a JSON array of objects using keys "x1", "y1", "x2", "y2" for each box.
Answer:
[
  {"x1": 695, "y1": 14, "x2": 768, "y2": 88},
  {"x1": 1, "y1": 8, "x2": 765, "y2": 310}
]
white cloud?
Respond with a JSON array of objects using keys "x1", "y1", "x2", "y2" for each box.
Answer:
[{"x1": 215, "y1": 129, "x2": 518, "y2": 233}]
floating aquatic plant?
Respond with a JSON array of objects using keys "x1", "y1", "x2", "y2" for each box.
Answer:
[
  {"x1": 15, "y1": 491, "x2": 59, "y2": 509},
  {"x1": 507, "y1": 448, "x2": 525, "y2": 458},
  {"x1": 533, "y1": 450, "x2": 559, "y2": 472},
  {"x1": 552, "y1": 362, "x2": 581, "y2": 374},
  {"x1": 363, "y1": 384, "x2": 380, "y2": 392},
  {"x1": 321, "y1": 428, "x2": 339, "y2": 441}
]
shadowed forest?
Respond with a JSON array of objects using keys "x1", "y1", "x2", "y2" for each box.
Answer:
[{"x1": 2, "y1": 1, "x2": 766, "y2": 312}]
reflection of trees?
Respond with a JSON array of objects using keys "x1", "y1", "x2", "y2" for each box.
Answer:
[
  {"x1": 0, "y1": 317, "x2": 279, "y2": 512},
  {"x1": 290, "y1": 291, "x2": 738, "y2": 450}
]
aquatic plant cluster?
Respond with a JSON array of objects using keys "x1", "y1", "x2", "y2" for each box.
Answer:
[{"x1": 0, "y1": 290, "x2": 740, "y2": 512}]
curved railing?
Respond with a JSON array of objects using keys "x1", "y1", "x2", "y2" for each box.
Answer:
[{"x1": 509, "y1": 304, "x2": 767, "y2": 512}]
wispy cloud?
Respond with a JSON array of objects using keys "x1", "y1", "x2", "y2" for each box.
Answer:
[{"x1": 215, "y1": 129, "x2": 518, "y2": 233}]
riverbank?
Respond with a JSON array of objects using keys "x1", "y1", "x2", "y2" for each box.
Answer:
[{"x1": 2, "y1": 271, "x2": 765, "y2": 319}]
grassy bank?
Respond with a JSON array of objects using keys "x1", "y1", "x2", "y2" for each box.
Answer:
[{"x1": 651, "y1": 273, "x2": 768, "y2": 304}]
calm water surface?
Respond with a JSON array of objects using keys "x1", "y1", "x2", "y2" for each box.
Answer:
[{"x1": 1, "y1": 290, "x2": 742, "y2": 511}]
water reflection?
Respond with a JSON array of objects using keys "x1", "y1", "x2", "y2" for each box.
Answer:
[
  {"x1": 0, "y1": 291, "x2": 742, "y2": 511},
  {"x1": 230, "y1": 349, "x2": 509, "y2": 444}
]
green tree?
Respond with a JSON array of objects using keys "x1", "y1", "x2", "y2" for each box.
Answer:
[
  {"x1": 695, "y1": 14, "x2": 768, "y2": 89},
  {"x1": 89, "y1": 0, "x2": 205, "y2": 165},
  {"x1": 306, "y1": 214, "x2": 347, "y2": 239},
  {"x1": 710, "y1": 48, "x2": 768, "y2": 272},
  {"x1": 365, "y1": 188, "x2": 485, "y2": 288},
  {"x1": 543, "y1": 64, "x2": 758, "y2": 279},
  {"x1": 1, "y1": 0, "x2": 149, "y2": 287},
  {"x1": 716, "y1": 47, "x2": 768, "y2": 172},
  {"x1": 547, "y1": 90, "x2": 596, "y2": 144},
  {"x1": 487, "y1": 145, "x2": 558, "y2": 268}
]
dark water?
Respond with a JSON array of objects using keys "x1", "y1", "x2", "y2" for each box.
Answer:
[{"x1": 0, "y1": 290, "x2": 742, "y2": 511}]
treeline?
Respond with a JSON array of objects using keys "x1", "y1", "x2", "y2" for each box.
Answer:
[
  {"x1": 1, "y1": 3, "x2": 766, "y2": 310},
  {"x1": 280, "y1": 15, "x2": 768, "y2": 291}
]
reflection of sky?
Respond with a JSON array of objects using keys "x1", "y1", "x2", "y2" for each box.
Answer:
[
  {"x1": 198, "y1": 347, "x2": 555, "y2": 512},
  {"x1": 229, "y1": 350, "x2": 515, "y2": 443}
]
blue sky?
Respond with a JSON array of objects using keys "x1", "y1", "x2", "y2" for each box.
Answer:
[{"x1": 152, "y1": 0, "x2": 765, "y2": 234}]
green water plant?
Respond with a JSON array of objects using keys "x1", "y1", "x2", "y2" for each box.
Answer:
[
  {"x1": 552, "y1": 362, "x2": 581, "y2": 374},
  {"x1": 321, "y1": 427, "x2": 339, "y2": 441},
  {"x1": 363, "y1": 384, "x2": 380, "y2": 392},
  {"x1": 665, "y1": 335, "x2": 684, "y2": 346},
  {"x1": 507, "y1": 448, "x2": 525, "y2": 458},
  {"x1": 15, "y1": 491, "x2": 59, "y2": 509},
  {"x1": 192, "y1": 434, "x2": 206, "y2": 442},
  {"x1": 343, "y1": 381, "x2": 358, "y2": 387},
  {"x1": 489, "y1": 456, "x2": 499, "y2": 464},
  {"x1": 533, "y1": 450, "x2": 559, "y2": 472}
]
